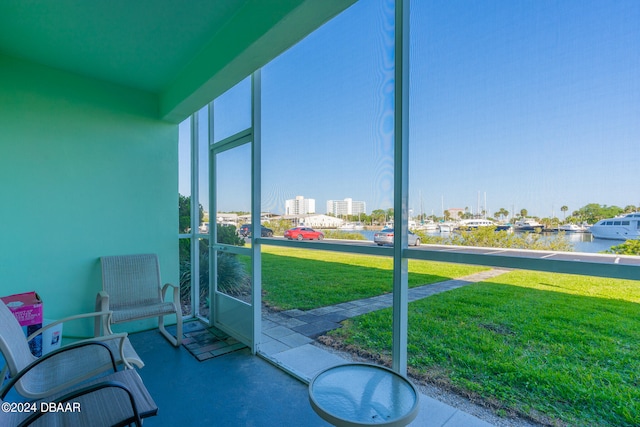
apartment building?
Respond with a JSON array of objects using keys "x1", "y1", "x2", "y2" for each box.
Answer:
[
  {"x1": 285, "y1": 196, "x2": 316, "y2": 215},
  {"x1": 326, "y1": 198, "x2": 366, "y2": 216}
]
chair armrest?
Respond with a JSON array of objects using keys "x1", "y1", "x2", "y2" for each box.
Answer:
[
  {"x1": 26, "y1": 311, "x2": 114, "y2": 343},
  {"x1": 95, "y1": 291, "x2": 111, "y2": 336},
  {"x1": 161, "y1": 283, "x2": 179, "y2": 305},
  {"x1": 88, "y1": 333, "x2": 132, "y2": 369},
  {"x1": 96, "y1": 291, "x2": 110, "y2": 311},
  {"x1": 30, "y1": 331, "x2": 139, "y2": 371},
  {"x1": 24, "y1": 314, "x2": 131, "y2": 377},
  {"x1": 0, "y1": 341, "x2": 117, "y2": 399}
]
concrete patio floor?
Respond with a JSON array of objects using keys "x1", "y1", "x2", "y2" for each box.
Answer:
[
  {"x1": 129, "y1": 328, "x2": 328, "y2": 426},
  {"x1": 130, "y1": 324, "x2": 495, "y2": 427},
  {"x1": 131, "y1": 271, "x2": 512, "y2": 426}
]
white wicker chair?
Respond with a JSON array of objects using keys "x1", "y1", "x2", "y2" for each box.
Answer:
[
  {"x1": 0, "y1": 341, "x2": 157, "y2": 426},
  {"x1": 0, "y1": 301, "x2": 143, "y2": 399},
  {"x1": 96, "y1": 254, "x2": 182, "y2": 347}
]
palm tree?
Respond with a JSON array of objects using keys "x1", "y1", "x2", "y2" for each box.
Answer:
[
  {"x1": 496, "y1": 208, "x2": 509, "y2": 222},
  {"x1": 520, "y1": 208, "x2": 528, "y2": 218},
  {"x1": 561, "y1": 205, "x2": 568, "y2": 221}
]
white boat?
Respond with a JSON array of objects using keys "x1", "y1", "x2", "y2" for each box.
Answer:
[
  {"x1": 513, "y1": 218, "x2": 544, "y2": 232},
  {"x1": 590, "y1": 213, "x2": 640, "y2": 240},
  {"x1": 457, "y1": 219, "x2": 511, "y2": 231},
  {"x1": 438, "y1": 222, "x2": 456, "y2": 232},
  {"x1": 415, "y1": 221, "x2": 438, "y2": 232},
  {"x1": 558, "y1": 223, "x2": 589, "y2": 233},
  {"x1": 338, "y1": 222, "x2": 364, "y2": 230}
]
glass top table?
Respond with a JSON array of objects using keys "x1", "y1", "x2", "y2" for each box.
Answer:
[{"x1": 308, "y1": 363, "x2": 420, "y2": 427}]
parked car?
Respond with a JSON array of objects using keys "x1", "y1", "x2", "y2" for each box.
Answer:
[
  {"x1": 284, "y1": 226, "x2": 324, "y2": 241},
  {"x1": 373, "y1": 228, "x2": 421, "y2": 246},
  {"x1": 239, "y1": 224, "x2": 251, "y2": 237},
  {"x1": 239, "y1": 224, "x2": 274, "y2": 237},
  {"x1": 260, "y1": 226, "x2": 274, "y2": 237}
]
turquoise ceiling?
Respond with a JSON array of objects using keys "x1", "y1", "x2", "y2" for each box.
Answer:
[{"x1": 0, "y1": 0, "x2": 355, "y2": 121}]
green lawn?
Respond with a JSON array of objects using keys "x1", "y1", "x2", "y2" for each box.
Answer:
[
  {"x1": 261, "y1": 246, "x2": 488, "y2": 310},
  {"x1": 329, "y1": 270, "x2": 640, "y2": 426}
]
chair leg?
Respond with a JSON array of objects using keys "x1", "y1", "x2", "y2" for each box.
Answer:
[
  {"x1": 175, "y1": 313, "x2": 183, "y2": 346},
  {"x1": 158, "y1": 315, "x2": 182, "y2": 347}
]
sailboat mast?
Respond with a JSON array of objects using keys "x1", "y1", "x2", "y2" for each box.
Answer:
[{"x1": 484, "y1": 192, "x2": 487, "y2": 219}]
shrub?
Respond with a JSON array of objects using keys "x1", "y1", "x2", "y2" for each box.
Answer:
[
  {"x1": 263, "y1": 219, "x2": 294, "y2": 235},
  {"x1": 322, "y1": 230, "x2": 367, "y2": 240},
  {"x1": 179, "y1": 223, "x2": 247, "y2": 307},
  {"x1": 604, "y1": 239, "x2": 640, "y2": 256},
  {"x1": 216, "y1": 253, "x2": 251, "y2": 296},
  {"x1": 418, "y1": 226, "x2": 573, "y2": 251},
  {"x1": 179, "y1": 238, "x2": 209, "y2": 304},
  {"x1": 216, "y1": 224, "x2": 245, "y2": 246},
  {"x1": 179, "y1": 252, "x2": 249, "y2": 302}
]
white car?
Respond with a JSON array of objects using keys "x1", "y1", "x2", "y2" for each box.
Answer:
[{"x1": 373, "y1": 228, "x2": 420, "y2": 246}]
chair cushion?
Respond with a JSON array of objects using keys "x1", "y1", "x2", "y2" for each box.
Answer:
[
  {"x1": 110, "y1": 302, "x2": 177, "y2": 324},
  {"x1": 2, "y1": 369, "x2": 157, "y2": 426}
]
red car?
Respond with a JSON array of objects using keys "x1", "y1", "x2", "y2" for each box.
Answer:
[{"x1": 284, "y1": 227, "x2": 324, "y2": 241}]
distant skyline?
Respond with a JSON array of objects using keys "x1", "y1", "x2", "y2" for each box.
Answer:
[{"x1": 180, "y1": 0, "x2": 639, "y2": 220}]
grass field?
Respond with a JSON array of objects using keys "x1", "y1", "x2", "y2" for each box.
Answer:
[
  {"x1": 256, "y1": 245, "x2": 639, "y2": 425},
  {"x1": 260, "y1": 245, "x2": 489, "y2": 310},
  {"x1": 329, "y1": 270, "x2": 640, "y2": 426}
]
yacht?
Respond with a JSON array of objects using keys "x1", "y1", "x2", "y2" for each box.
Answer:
[
  {"x1": 457, "y1": 219, "x2": 511, "y2": 231},
  {"x1": 415, "y1": 221, "x2": 438, "y2": 232},
  {"x1": 513, "y1": 218, "x2": 544, "y2": 232},
  {"x1": 590, "y1": 213, "x2": 640, "y2": 240},
  {"x1": 338, "y1": 222, "x2": 364, "y2": 230},
  {"x1": 438, "y1": 222, "x2": 456, "y2": 233},
  {"x1": 558, "y1": 223, "x2": 590, "y2": 233}
]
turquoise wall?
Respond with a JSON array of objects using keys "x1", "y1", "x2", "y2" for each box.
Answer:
[{"x1": 0, "y1": 55, "x2": 179, "y2": 336}]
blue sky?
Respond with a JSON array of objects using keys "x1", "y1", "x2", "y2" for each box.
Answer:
[{"x1": 181, "y1": 0, "x2": 640, "y2": 219}]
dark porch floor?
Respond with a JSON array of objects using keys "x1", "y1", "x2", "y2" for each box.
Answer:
[{"x1": 128, "y1": 325, "x2": 331, "y2": 427}]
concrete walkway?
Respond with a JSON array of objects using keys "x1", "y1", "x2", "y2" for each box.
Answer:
[{"x1": 260, "y1": 268, "x2": 510, "y2": 427}]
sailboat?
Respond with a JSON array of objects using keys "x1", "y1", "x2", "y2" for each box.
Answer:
[{"x1": 338, "y1": 212, "x2": 364, "y2": 230}]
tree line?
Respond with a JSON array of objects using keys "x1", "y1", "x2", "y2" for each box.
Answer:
[
  {"x1": 437, "y1": 203, "x2": 637, "y2": 226},
  {"x1": 180, "y1": 193, "x2": 637, "y2": 229}
]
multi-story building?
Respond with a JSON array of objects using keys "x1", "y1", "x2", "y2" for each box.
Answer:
[
  {"x1": 285, "y1": 196, "x2": 315, "y2": 215},
  {"x1": 326, "y1": 198, "x2": 366, "y2": 216}
]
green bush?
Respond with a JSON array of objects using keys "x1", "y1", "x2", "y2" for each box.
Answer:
[
  {"x1": 180, "y1": 252, "x2": 249, "y2": 302},
  {"x1": 179, "y1": 223, "x2": 247, "y2": 307},
  {"x1": 179, "y1": 238, "x2": 209, "y2": 304},
  {"x1": 216, "y1": 224, "x2": 245, "y2": 246},
  {"x1": 413, "y1": 231, "x2": 447, "y2": 244},
  {"x1": 604, "y1": 239, "x2": 640, "y2": 255},
  {"x1": 322, "y1": 230, "x2": 367, "y2": 240},
  {"x1": 417, "y1": 226, "x2": 573, "y2": 251},
  {"x1": 263, "y1": 219, "x2": 294, "y2": 235},
  {"x1": 216, "y1": 253, "x2": 251, "y2": 296}
]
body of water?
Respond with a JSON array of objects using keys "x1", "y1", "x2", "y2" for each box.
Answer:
[{"x1": 336, "y1": 229, "x2": 619, "y2": 254}]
